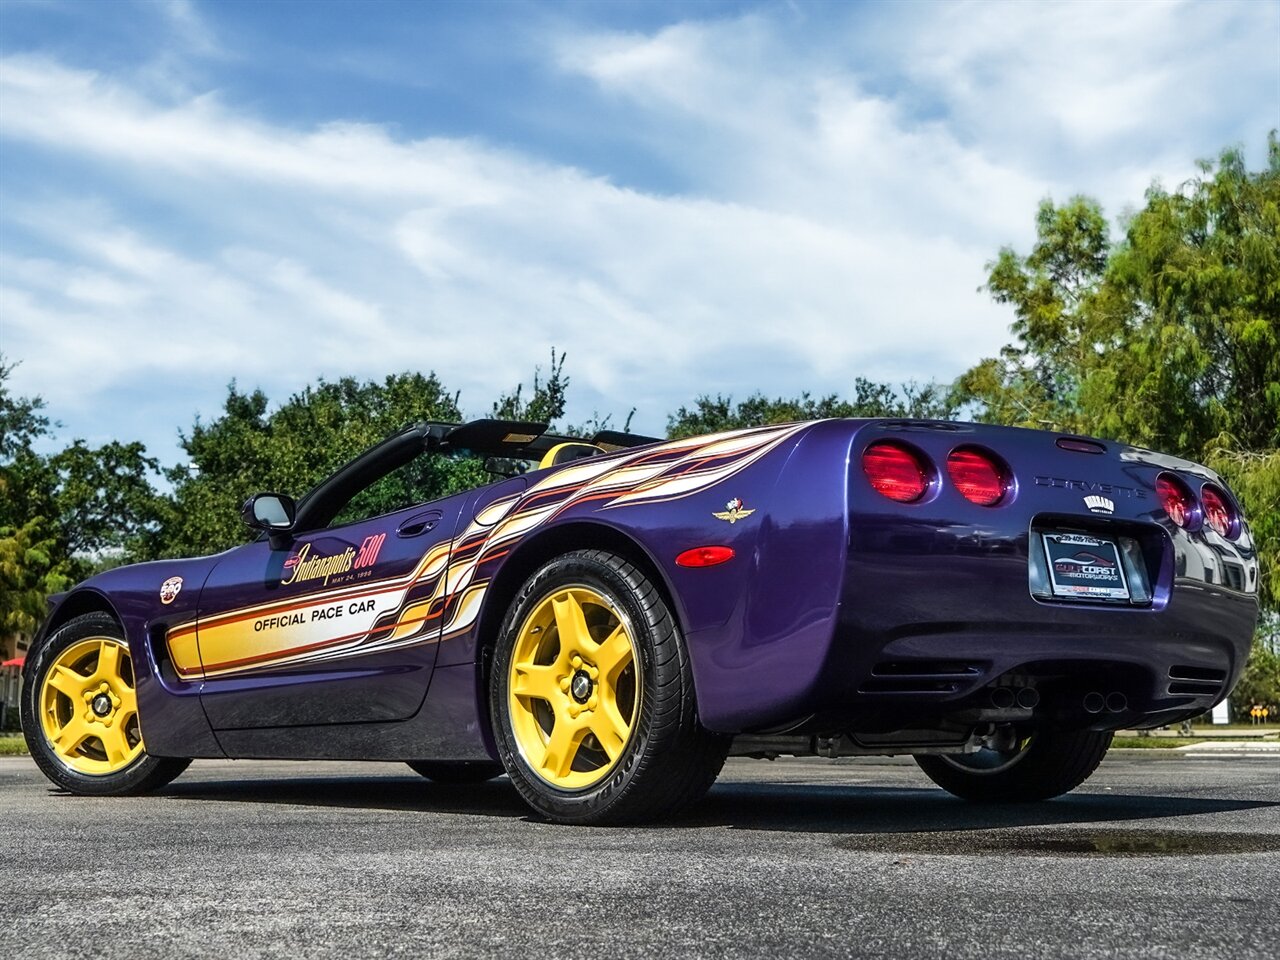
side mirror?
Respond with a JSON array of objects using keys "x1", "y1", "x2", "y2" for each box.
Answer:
[{"x1": 241, "y1": 493, "x2": 297, "y2": 549}]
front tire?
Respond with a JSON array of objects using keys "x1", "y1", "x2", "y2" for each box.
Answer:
[
  {"x1": 21, "y1": 612, "x2": 190, "y2": 796},
  {"x1": 914, "y1": 729, "x2": 1113, "y2": 802},
  {"x1": 490, "y1": 550, "x2": 728, "y2": 825}
]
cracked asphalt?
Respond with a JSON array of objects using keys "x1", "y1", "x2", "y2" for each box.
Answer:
[{"x1": 1, "y1": 751, "x2": 1276, "y2": 959}]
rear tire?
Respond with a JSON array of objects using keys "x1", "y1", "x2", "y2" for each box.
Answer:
[
  {"x1": 406, "y1": 760, "x2": 504, "y2": 783},
  {"x1": 914, "y1": 729, "x2": 1112, "y2": 802},
  {"x1": 22, "y1": 612, "x2": 190, "y2": 796},
  {"x1": 490, "y1": 550, "x2": 728, "y2": 825}
]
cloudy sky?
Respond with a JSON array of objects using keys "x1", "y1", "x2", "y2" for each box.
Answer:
[{"x1": 1, "y1": 0, "x2": 1276, "y2": 464}]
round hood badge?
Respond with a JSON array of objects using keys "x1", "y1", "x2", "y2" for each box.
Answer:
[{"x1": 160, "y1": 576, "x2": 183, "y2": 605}]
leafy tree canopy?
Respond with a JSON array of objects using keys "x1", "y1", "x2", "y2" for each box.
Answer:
[
  {"x1": 667, "y1": 379, "x2": 957, "y2": 439},
  {"x1": 2, "y1": 358, "x2": 161, "y2": 632},
  {"x1": 957, "y1": 135, "x2": 1279, "y2": 611},
  {"x1": 152, "y1": 356, "x2": 577, "y2": 559}
]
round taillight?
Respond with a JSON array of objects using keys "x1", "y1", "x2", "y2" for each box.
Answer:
[
  {"x1": 946, "y1": 447, "x2": 1010, "y2": 506},
  {"x1": 1156, "y1": 473, "x2": 1197, "y2": 529},
  {"x1": 1200, "y1": 485, "x2": 1237, "y2": 539},
  {"x1": 862, "y1": 442, "x2": 931, "y2": 503}
]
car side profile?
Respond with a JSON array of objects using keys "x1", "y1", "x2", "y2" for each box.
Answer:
[{"x1": 22, "y1": 417, "x2": 1259, "y2": 824}]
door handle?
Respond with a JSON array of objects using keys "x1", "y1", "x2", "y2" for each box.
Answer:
[{"x1": 397, "y1": 511, "x2": 443, "y2": 538}]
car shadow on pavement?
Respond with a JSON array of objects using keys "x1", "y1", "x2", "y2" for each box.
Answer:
[
  {"x1": 159, "y1": 774, "x2": 532, "y2": 818},
  {"x1": 154, "y1": 772, "x2": 1277, "y2": 835},
  {"x1": 687, "y1": 780, "x2": 1279, "y2": 835}
]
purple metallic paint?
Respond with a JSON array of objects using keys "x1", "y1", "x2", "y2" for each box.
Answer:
[
  {"x1": 194, "y1": 496, "x2": 463, "y2": 730},
  {"x1": 35, "y1": 557, "x2": 228, "y2": 759},
  {"x1": 32, "y1": 418, "x2": 1259, "y2": 763}
]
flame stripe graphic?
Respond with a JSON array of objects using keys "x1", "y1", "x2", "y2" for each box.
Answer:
[{"x1": 168, "y1": 422, "x2": 806, "y2": 679}]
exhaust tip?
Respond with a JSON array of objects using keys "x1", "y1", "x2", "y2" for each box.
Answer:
[
  {"x1": 990, "y1": 687, "x2": 1016, "y2": 709},
  {"x1": 1083, "y1": 692, "x2": 1106, "y2": 714},
  {"x1": 1106, "y1": 692, "x2": 1128, "y2": 713}
]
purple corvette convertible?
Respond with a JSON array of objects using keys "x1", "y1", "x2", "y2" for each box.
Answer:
[{"x1": 22, "y1": 418, "x2": 1258, "y2": 823}]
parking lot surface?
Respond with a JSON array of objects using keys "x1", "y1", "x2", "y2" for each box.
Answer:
[{"x1": 2, "y1": 751, "x2": 1276, "y2": 959}]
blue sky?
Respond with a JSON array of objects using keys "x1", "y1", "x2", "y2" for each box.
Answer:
[{"x1": 1, "y1": 0, "x2": 1277, "y2": 467}]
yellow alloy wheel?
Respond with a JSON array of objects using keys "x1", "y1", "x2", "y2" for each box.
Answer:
[
  {"x1": 507, "y1": 585, "x2": 641, "y2": 790},
  {"x1": 40, "y1": 636, "x2": 145, "y2": 776}
]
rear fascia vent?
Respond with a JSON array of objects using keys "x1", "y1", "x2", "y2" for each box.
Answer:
[
  {"x1": 860, "y1": 660, "x2": 985, "y2": 695},
  {"x1": 1167, "y1": 664, "x2": 1227, "y2": 697}
]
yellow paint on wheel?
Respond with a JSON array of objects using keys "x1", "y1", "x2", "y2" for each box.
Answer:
[
  {"x1": 508, "y1": 586, "x2": 641, "y2": 790},
  {"x1": 40, "y1": 636, "x2": 145, "y2": 776}
]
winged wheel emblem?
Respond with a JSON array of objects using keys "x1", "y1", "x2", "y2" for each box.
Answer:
[{"x1": 713, "y1": 497, "x2": 756, "y2": 524}]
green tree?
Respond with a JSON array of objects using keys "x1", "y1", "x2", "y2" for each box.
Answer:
[
  {"x1": 1, "y1": 360, "x2": 74, "y2": 632},
  {"x1": 152, "y1": 373, "x2": 474, "y2": 557},
  {"x1": 1, "y1": 359, "x2": 165, "y2": 627},
  {"x1": 491, "y1": 348, "x2": 570, "y2": 425},
  {"x1": 961, "y1": 136, "x2": 1280, "y2": 709},
  {"x1": 958, "y1": 136, "x2": 1280, "y2": 611},
  {"x1": 667, "y1": 379, "x2": 957, "y2": 439},
  {"x1": 151, "y1": 356, "x2": 582, "y2": 558},
  {"x1": 954, "y1": 197, "x2": 1112, "y2": 432},
  {"x1": 1231, "y1": 637, "x2": 1280, "y2": 722}
]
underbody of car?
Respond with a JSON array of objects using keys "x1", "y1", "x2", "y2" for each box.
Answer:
[{"x1": 23, "y1": 417, "x2": 1258, "y2": 822}]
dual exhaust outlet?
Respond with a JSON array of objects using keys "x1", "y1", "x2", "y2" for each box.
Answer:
[
  {"x1": 986, "y1": 688, "x2": 1128, "y2": 714},
  {"x1": 989, "y1": 687, "x2": 1039, "y2": 710},
  {"x1": 1083, "y1": 691, "x2": 1128, "y2": 714}
]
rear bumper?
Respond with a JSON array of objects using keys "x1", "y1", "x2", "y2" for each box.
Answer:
[
  {"x1": 811, "y1": 520, "x2": 1257, "y2": 733},
  {"x1": 681, "y1": 419, "x2": 1259, "y2": 735}
]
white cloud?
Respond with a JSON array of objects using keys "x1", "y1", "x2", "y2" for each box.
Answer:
[
  {"x1": 0, "y1": 0, "x2": 1276, "y2": 463},
  {"x1": 157, "y1": 0, "x2": 223, "y2": 59}
]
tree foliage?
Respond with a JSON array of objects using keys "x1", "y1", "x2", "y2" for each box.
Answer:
[
  {"x1": 3, "y1": 136, "x2": 1276, "y2": 707},
  {"x1": 490, "y1": 349, "x2": 570, "y2": 426},
  {"x1": 1, "y1": 358, "x2": 124, "y2": 632},
  {"x1": 961, "y1": 135, "x2": 1280, "y2": 707},
  {"x1": 667, "y1": 380, "x2": 956, "y2": 439},
  {"x1": 149, "y1": 357, "x2": 582, "y2": 559},
  {"x1": 152, "y1": 373, "x2": 479, "y2": 558},
  {"x1": 958, "y1": 136, "x2": 1280, "y2": 613},
  {"x1": 958, "y1": 137, "x2": 1279, "y2": 455},
  {"x1": 1232, "y1": 635, "x2": 1280, "y2": 721}
]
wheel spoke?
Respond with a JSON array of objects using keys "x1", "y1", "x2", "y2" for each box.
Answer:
[
  {"x1": 100, "y1": 726, "x2": 130, "y2": 766},
  {"x1": 52, "y1": 715, "x2": 92, "y2": 756},
  {"x1": 551, "y1": 592, "x2": 592, "y2": 654},
  {"x1": 47, "y1": 663, "x2": 85, "y2": 700},
  {"x1": 587, "y1": 707, "x2": 628, "y2": 761},
  {"x1": 512, "y1": 662, "x2": 560, "y2": 703},
  {"x1": 97, "y1": 639, "x2": 122, "y2": 681},
  {"x1": 593, "y1": 624, "x2": 632, "y2": 682},
  {"x1": 540, "y1": 716, "x2": 584, "y2": 779},
  {"x1": 116, "y1": 686, "x2": 140, "y2": 724}
]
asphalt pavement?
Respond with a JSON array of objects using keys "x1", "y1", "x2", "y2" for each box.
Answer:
[{"x1": 1, "y1": 751, "x2": 1277, "y2": 959}]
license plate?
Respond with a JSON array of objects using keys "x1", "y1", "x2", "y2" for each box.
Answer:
[{"x1": 1042, "y1": 533, "x2": 1130, "y2": 601}]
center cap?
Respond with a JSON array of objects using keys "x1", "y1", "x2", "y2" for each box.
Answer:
[
  {"x1": 91, "y1": 694, "x2": 112, "y2": 718},
  {"x1": 570, "y1": 671, "x2": 593, "y2": 704}
]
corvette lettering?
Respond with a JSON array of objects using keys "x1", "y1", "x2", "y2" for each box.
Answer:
[
  {"x1": 1034, "y1": 476, "x2": 1146, "y2": 499},
  {"x1": 281, "y1": 542, "x2": 357, "y2": 586}
]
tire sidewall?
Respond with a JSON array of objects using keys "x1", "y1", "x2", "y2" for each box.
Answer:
[
  {"x1": 916, "y1": 728, "x2": 1113, "y2": 802},
  {"x1": 489, "y1": 552, "x2": 665, "y2": 823},
  {"x1": 21, "y1": 612, "x2": 166, "y2": 796}
]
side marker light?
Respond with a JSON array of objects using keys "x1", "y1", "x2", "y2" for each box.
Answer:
[{"x1": 676, "y1": 546, "x2": 736, "y2": 568}]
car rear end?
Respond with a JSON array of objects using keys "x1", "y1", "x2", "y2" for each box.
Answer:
[{"x1": 822, "y1": 419, "x2": 1259, "y2": 736}]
